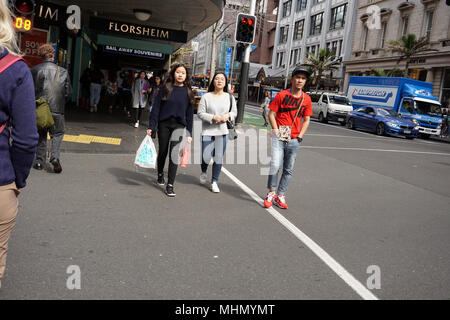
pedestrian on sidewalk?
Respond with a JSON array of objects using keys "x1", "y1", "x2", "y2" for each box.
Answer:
[
  {"x1": 441, "y1": 108, "x2": 448, "y2": 138},
  {"x1": 0, "y1": 1, "x2": 38, "y2": 289},
  {"x1": 197, "y1": 72, "x2": 237, "y2": 193},
  {"x1": 147, "y1": 63, "x2": 194, "y2": 197},
  {"x1": 106, "y1": 71, "x2": 118, "y2": 114},
  {"x1": 89, "y1": 65, "x2": 103, "y2": 112},
  {"x1": 263, "y1": 66, "x2": 312, "y2": 209},
  {"x1": 261, "y1": 91, "x2": 271, "y2": 126},
  {"x1": 31, "y1": 43, "x2": 72, "y2": 173},
  {"x1": 149, "y1": 74, "x2": 162, "y2": 113},
  {"x1": 132, "y1": 71, "x2": 150, "y2": 128}
]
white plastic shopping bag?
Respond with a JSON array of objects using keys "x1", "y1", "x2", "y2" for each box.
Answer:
[{"x1": 134, "y1": 135, "x2": 157, "y2": 169}]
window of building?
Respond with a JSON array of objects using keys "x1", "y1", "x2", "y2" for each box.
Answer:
[
  {"x1": 441, "y1": 69, "x2": 450, "y2": 109},
  {"x1": 279, "y1": 26, "x2": 289, "y2": 44},
  {"x1": 331, "y1": 41, "x2": 338, "y2": 57},
  {"x1": 293, "y1": 20, "x2": 304, "y2": 40},
  {"x1": 282, "y1": 0, "x2": 292, "y2": 18},
  {"x1": 425, "y1": 11, "x2": 433, "y2": 40},
  {"x1": 296, "y1": 0, "x2": 307, "y2": 12},
  {"x1": 380, "y1": 22, "x2": 387, "y2": 48},
  {"x1": 329, "y1": 4, "x2": 347, "y2": 30},
  {"x1": 277, "y1": 51, "x2": 285, "y2": 67},
  {"x1": 401, "y1": 17, "x2": 408, "y2": 37},
  {"x1": 338, "y1": 39, "x2": 343, "y2": 56},
  {"x1": 362, "y1": 25, "x2": 368, "y2": 51},
  {"x1": 313, "y1": 0, "x2": 325, "y2": 5},
  {"x1": 326, "y1": 42, "x2": 331, "y2": 51},
  {"x1": 310, "y1": 45, "x2": 317, "y2": 57},
  {"x1": 310, "y1": 12, "x2": 323, "y2": 36}
]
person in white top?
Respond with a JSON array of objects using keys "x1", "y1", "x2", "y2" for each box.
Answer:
[
  {"x1": 261, "y1": 91, "x2": 271, "y2": 126},
  {"x1": 197, "y1": 72, "x2": 237, "y2": 193}
]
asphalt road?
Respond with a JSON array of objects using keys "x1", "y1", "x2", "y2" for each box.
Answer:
[{"x1": 0, "y1": 108, "x2": 449, "y2": 300}]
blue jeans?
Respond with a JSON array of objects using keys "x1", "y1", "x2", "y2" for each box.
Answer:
[
  {"x1": 267, "y1": 135, "x2": 300, "y2": 195},
  {"x1": 201, "y1": 135, "x2": 228, "y2": 183}
]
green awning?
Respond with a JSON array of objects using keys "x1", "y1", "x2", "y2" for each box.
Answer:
[{"x1": 97, "y1": 34, "x2": 173, "y2": 54}]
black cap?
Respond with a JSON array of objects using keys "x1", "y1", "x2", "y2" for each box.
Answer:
[{"x1": 292, "y1": 66, "x2": 310, "y2": 78}]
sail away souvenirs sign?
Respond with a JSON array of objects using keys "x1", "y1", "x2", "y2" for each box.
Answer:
[
  {"x1": 103, "y1": 45, "x2": 164, "y2": 59},
  {"x1": 90, "y1": 17, "x2": 188, "y2": 43}
]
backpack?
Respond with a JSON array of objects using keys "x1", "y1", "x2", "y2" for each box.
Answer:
[{"x1": 0, "y1": 53, "x2": 24, "y2": 134}]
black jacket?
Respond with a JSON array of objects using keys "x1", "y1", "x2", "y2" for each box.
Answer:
[{"x1": 31, "y1": 61, "x2": 72, "y2": 114}]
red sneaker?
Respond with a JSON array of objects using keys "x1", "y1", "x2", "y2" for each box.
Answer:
[
  {"x1": 264, "y1": 191, "x2": 276, "y2": 208},
  {"x1": 274, "y1": 194, "x2": 288, "y2": 209}
]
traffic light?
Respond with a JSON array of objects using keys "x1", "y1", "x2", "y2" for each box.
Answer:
[
  {"x1": 235, "y1": 13, "x2": 256, "y2": 44},
  {"x1": 10, "y1": 0, "x2": 35, "y2": 32},
  {"x1": 235, "y1": 42, "x2": 245, "y2": 62}
]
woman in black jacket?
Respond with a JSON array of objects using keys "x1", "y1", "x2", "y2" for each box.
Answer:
[{"x1": 147, "y1": 64, "x2": 194, "y2": 197}]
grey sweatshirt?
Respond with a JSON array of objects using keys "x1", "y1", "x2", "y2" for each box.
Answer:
[{"x1": 197, "y1": 92, "x2": 238, "y2": 136}]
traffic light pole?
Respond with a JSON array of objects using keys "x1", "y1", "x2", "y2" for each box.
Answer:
[{"x1": 235, "y1": 0, "x2": 256, "y2": 124}]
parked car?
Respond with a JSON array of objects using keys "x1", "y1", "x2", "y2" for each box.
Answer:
[
  {"x1": 309, "y1": 91, "x2": 353, "y2": 125},
  {"x1": 346, "y1": 106, "x2": 419, "y2": 139}
]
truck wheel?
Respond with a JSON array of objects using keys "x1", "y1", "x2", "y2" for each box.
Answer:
[
  {"x1": 347, "y1": 118, "x2": 355, "y2": 129},
  {"x1": 376, "y1": 123, "x2": 385, "y2": 136},
  {"x1": 340, "y1": 121, "x2": 346, "y2": 126},
  {"x1": 420, "y1": 133, "x2": 430, "y2": 139},
  {"x1": 318, "y1": 112, "x2": 325, "y2": 123}
]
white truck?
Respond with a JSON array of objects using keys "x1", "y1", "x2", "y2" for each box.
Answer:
[{"x1": 309, "y1": 91, "x2": 353, "y2": 125}]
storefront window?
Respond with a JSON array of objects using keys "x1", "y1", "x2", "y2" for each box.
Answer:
[{"x1": 441, "y1": 69, "x2": 450, "y2": 109}]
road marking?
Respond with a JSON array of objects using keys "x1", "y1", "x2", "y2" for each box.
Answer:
[
  {"x1": 310, "y1": 120, "x2": 442, "y2": 146},
  {"x1": 302, "y1": 146, "x2": 450, "y2": 156},
  {"x1": 61, "y1": 134, "x2": 122, "y2": 145},
  {"x1": 221, "y1": 166, "x2": 379, "y2": 300}
]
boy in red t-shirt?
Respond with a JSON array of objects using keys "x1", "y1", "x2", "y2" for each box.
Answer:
[{"x1": 264, "y1": 66, "x2": 312, "y2": 209}]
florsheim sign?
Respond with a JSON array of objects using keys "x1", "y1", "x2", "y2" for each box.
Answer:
[
  {"x1": 90, "y1": 17, "x2": 187, "y2": 43},
  {"x1": 103, "y1": 45, "x2": 164, "y2": 59}
]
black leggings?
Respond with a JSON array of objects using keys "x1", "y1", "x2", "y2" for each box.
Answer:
[{"x1": 157, "y1": 117, "x2": 185, "y2": 185}]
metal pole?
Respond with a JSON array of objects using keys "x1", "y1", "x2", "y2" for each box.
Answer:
[
  {"x1": 209, "y1": 23, "x2": 218, "y2": 85},
  {"x1": 284, "y1": 2, "x2": 297, "y2": 89},
  {"x1": 236, "y1": 0, "x2": 256, "y2": 124}
]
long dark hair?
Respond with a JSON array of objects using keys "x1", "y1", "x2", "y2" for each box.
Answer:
[
  {"x1": 208, "y1": 72, "x2": 229, "y2": 93},
  {"x1": 161, "y1": 63, "x2": 195, "y2": 104}
]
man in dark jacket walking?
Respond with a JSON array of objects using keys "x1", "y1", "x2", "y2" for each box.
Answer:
[{"x1": 31, "y1": 44, "x2": 72, "y2": 173}]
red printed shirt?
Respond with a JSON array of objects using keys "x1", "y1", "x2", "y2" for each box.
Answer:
[{"x1": 268, "y1": 89, "x2": 312, "y2": 138}]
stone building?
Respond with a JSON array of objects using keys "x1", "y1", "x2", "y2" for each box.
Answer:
[{"x1": 343, "y1": 0, "x2": 450, "y2": 108}]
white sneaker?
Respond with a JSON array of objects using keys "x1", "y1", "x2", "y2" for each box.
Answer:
[
  {"x1": 90, "y1": 107, "x2": 93, "y2": 113},
  {"x1": 199, "y1": 172, "x2": 207, "y2": 184},
  {"x1": 211, "y1": 182, "x2": 220, "y2": 193},
  {"x1": 134, "y1": 122, "x2": 139, "y2": 128}
]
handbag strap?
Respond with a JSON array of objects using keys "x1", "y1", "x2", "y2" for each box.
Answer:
[
  {"x1": 0, "y1": 121, "x2": 6, "y2": 134},
  {"x1": 228, "y1": 93, "x2": 233, "y2": 112},
  {"x1": 291, "y1": 92, "x2": 305, "y2": 125},
  {"x1": 47, "y1": 66, "x2": 60, "y2": 101},
  {"x1": 0, "y1": 54, "x2": 25, "y2": 134},
  {"x1": 0, "y1": 53, "x2": 23, "y2": 74}
]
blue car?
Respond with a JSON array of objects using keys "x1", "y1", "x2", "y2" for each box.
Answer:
[{"x1": 346, "y1": 106, "x2": 419, "y2": 139}]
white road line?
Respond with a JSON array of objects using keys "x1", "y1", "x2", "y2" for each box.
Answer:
[
  {"x1": 302, "y1": 146, "x2": 450, "y2": 156},
  {"x1": 221, "y1": 166, "x2": 379, "y2": 301},
  {"x1": 310, "y1": 120, "x2": 441, "y2": 146}
]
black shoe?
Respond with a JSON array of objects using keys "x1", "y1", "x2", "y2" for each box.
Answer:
[
  {"x1": 50, "y1": 159, "x2": 62, "y2": 174},
  {"x1": 33, "y1": 163, "x2": 43, "y2": 170},
  {"x1": 165, "y1": 184, "x2": 176, "y2": 197},
  {"x1": 157, "y1": 173, "x2": 165, "y2": 185}
]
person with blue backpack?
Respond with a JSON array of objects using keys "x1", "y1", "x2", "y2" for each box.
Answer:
[{"x1": 0, "y1": 0, "x2": 38, "y2": 289}]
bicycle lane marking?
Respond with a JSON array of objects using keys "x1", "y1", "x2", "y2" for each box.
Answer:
[{"x1": 221, "y1": 166, "x2": 379, "y2": 300}]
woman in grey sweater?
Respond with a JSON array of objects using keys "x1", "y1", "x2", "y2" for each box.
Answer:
[{"x1": 197, "y1": 72, "x2": 237, "y2": 193}]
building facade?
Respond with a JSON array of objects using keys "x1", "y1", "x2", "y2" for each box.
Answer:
[
  {"x1": 344, "y1": 0, "x2": 450, "y2": 109},
  {"x1": 271, "y1": 0, "x2": 358, "y2": 89}
]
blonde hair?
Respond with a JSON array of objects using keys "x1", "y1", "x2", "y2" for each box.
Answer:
[{"x1": 0, "y1": 0, "x2": 21, "y2": 56}]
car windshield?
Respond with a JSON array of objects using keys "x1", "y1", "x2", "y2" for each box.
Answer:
[
  {"x1": 377, "y1": 108, "x2": 397, "y2": 117},
  {"x1": 329, "y1": 95, "x2": 352, "y2": 105},
  {"x1": 415, "y1": 100, "x2": 442, "y2": 117}
]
